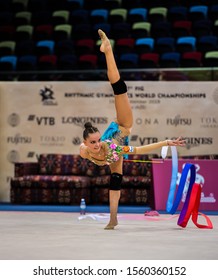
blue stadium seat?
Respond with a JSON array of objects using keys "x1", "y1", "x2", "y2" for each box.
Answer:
[
  {"x1": 135, "y1": 38, "x2": 155, "y2": 54},
  {"x1": 155, "y1": 37, "x2": 175, "y2": 54},
  {"x1": 119, "y1": 53, "x2": 139, "y2": 68},
  {"x1": 160, "y1": 52, "x2": 181, "y2": 68},
  {"x1": 176, "y1": 36, "x2": 196, "y2": 53},
  {"x1": 58, "y1": 54, "x2": 78, "y2": 70},
  {"x1": 17, "y1": 55, "x2": 37, "y2": 70},
  {"x1": 128, "y1": 8, "x2": 148, "y2": 24},
  {"x1": 92, "y1": 23, "x2": 111, "y2": 39},
  {"x1": 197, "y1": 35, "x2": 218, "y2": 53},
  {"x1": 36, "y1": 40, "x2": 55, "y2": 56},
  {"x1": 0, "y1": 55, "x2": 17, "y2": 70},
  {"x1": 188, "y1": 5, "x2": 208, "y2": 22},
  {"x1": 66, "y1": 0, "x2": 84, "y2": 10},
  {"x1": 167, "y1": 6, "x2": 188, "y2": 23},
  {"x1": 90, "y1": 9, "x2": 109, "y2": 24},
  {"x1": 70, "y1": 9, "x2": 89, "y2": 25}
]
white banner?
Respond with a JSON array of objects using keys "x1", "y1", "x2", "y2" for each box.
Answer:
[{"x1": 0, "y1": 81, "x2": 218, "y2": 202}]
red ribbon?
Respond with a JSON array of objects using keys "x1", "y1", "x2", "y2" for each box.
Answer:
[{"x1": 178, "y1": 182, "x2": 213, "y2": 229}]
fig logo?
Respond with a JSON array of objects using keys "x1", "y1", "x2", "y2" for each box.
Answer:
[{"x1": 39, "y1": 86, "x2": 57, "y2": 105}]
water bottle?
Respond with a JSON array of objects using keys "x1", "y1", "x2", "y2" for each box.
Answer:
[{"x1": 80, "y1": 198, "x2": 86, "y2": 215}]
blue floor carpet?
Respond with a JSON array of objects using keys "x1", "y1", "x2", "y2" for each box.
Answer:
[
  {"x1": 0, "y1": 203, "x2": 151, "y2": 214},
  {"x1": 0, "y1": 203, "x2": 217, "y2": 215}
]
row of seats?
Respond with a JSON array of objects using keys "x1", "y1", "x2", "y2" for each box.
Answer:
[
  {"x1": 1, "y1": 50, "x2": 218, "y2": 72},
  {"x1": 2, "y1": 0, "x2": 218, "y2": 12},
  {"x1": 1, "y1": 34, "x2": 217, "y2": 57},
  {"x1": 1, "y1": 5, "x2": 218, "y2": 27},
  {"x1": 0, "y1": 0, "x2": 217, "y2": 75},
  {"x1": 1, "y1": 19, "x2": 218, "y2": 41}
]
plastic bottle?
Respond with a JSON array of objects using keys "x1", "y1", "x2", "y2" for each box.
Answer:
[{"x1": 80, "y1": 198, "x2": 86, "y2": 215}]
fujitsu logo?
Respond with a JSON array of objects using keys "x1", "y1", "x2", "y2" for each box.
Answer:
[{"x1": 166, "y1": 115, "x2": 192, "y2": 126}]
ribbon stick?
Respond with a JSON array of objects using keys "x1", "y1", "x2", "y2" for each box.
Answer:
[{"x1": 124, "y1": 159, "x2": 164, "y2": 164}]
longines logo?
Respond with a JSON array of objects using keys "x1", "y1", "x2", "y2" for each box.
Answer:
[
  {"x1": 7, "y1": 134, "x2": 32, "y2": 144},
  {"x1": 185, "y1": 137, "x2": 213, "y2": 149},
  {"x1": 62, "y1": 117, "x2": 108, "y2": 127},
  {"x1": 28, "y1": 115, "x2": 55, "y2": 125},
  {"x1": 39, "y1": 86, "x2": 58, "y2": 105},
  {"x1": 7, "y1": 113, "x2": 20, "y2": 127},
  {"x1": 166, "y1": 115, "x2": 192, "y2": 126}
]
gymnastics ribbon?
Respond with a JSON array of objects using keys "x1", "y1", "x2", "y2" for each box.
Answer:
[
  {"x1": 161, "y1": 146, "x2": 178, "y2": 213},
  {"x1": 161, "y1": 146, "x2": 213, "y2": 229}
]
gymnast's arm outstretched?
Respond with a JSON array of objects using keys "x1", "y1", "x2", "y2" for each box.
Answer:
[{"x1": 119, "y1": 136, "x2": 185, "y2": 155}]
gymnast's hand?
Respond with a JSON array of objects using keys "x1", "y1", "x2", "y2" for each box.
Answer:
[{"x1": 166, "y1": 136, "x2": 186, "y2": 147}]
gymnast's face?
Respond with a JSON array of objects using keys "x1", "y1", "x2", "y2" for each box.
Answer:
[{"x1": 84, "y1": 132, "x2": 102, "y2": 153}]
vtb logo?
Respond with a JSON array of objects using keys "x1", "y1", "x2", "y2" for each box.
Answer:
[{"x1": 28, "y1": 115, "x2": 55, "y2": 125}]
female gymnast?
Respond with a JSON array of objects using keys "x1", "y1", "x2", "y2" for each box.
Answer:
[{"x1": 80, "y1": 29, "x2": 185, "y2": 230}]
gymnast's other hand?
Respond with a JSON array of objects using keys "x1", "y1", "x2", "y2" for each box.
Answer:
[{"x1": 166, "y1": 136, "x2": 186, "y2": 147}]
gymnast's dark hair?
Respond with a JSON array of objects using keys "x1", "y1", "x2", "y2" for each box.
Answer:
[{"x1": 83, "y1": 122, "x2": 99, "y2": 140}]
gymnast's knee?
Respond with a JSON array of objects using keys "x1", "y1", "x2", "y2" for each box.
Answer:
[
  {"x1": 110, "y1": 173, "x2": 123, "y2": 190},
  {"x1": 111, "y1": 78, "x2": 127, "y2": 95}
]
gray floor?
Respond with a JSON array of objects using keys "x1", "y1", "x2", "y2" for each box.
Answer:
[{"x1": 0, "y1": 211, "x2": 217, "y2": 260}]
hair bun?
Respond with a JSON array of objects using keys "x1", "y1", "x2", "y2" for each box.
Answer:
[{"x1": 84, "y1": 122, "x2": 92, "y2": 129}]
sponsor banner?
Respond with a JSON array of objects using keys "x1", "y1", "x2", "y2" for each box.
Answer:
[
  {"x1": 0, "y1": 81, "x2": 218, "y2": 201},
  {"x1": 152, "y1": 159, "x2": 218, "y2": 211}
]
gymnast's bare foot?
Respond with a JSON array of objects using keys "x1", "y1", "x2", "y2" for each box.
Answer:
[
  {"x1": 98, "y1": 29, "x2": 112, "y2": 54},
  {"x1": 104, "y1": 220, "x2": 118, "y2": 230}
]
